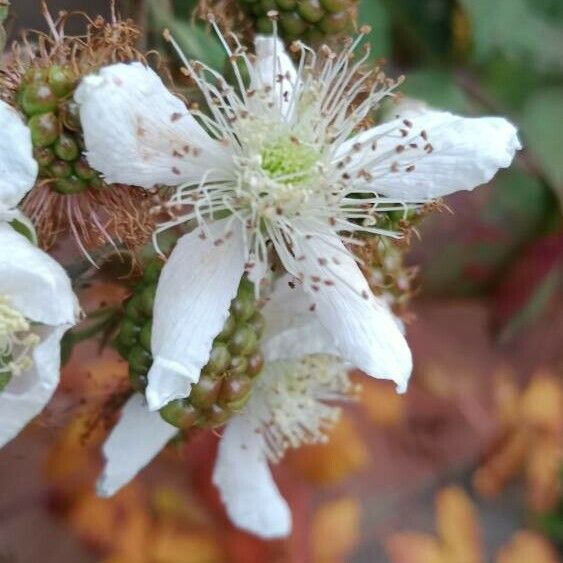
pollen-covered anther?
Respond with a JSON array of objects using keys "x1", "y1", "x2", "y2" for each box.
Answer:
[
  {"x1": 0, "y1": 295, "x2": 40, "y2": 386},
  {"x1": 248, "y1": 355, "x2": 353, "y2": 463}
]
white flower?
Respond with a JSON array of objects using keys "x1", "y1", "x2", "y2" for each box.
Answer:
[
  {"x1": 0, "y1": 101, "x2": 77, "y2": 446},
  {"x1": 0, "y1": 223, "x2": 79, "y2": 448},
  {"x1": 75, "y1": 31, "x2": 521, "y2": 409},
  {"x1": 0, "y1": 100, "x2": 38, "y2": 222},
  {"x1": 96, "y1": 275, "x2": 353, "y2": 538}
]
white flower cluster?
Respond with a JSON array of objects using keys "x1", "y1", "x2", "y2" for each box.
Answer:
[
  {"x1": 0, "y1": 101, "x2": 79, "y2": 449},
  {"x1": 0, "y1": 28, "x2": 520, "y2": 539}
]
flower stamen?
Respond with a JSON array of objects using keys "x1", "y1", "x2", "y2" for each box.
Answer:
[
  {"x1": 245, "y1": 355, "x2": 357, "y2": 463},
  {"x1": 0, "y1": 295, "x2": 40, "y2": 387}
]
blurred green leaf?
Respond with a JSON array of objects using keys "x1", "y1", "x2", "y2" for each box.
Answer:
[
  {"x1": 147, "y1": 0, "x2": 226, "y2": 71},
  {"x1": 482, "y1": 168, "x2": 552, "y2": 231},
  {"x1": 0, "y1": 0, "x2": 8, "y2": 23},
  {"x1": 459, "y1": 0, "x2": 563, "y2": 72},
  {"x1": 493, "y1": 233, "x2": 563, "y2": 341},
  {"x1": 0, "y1": 0, "x2": 8, "y2": 53},
  {"x1": 480, "y1": 56, "x2": 544, "y2": 111},
  {"x1": 381, "y1": 0, "x2": 453, "y2": 63},
  {"x1": 534, "y1": 466, "x2": 563, "y2": 546},
  {"x1": 172, "y1": 0, "x2": 200, "y2": 17},
  {"x1": 520, "y1": 87, "x2": 563, "y2": 208},
  {"x1": 61, "y1": 306, "x2": 122, "y2": 365},
  {"x1": 358, "y1": 0, "x2": 391, "y2": 59},
  {"x1": 9, "y1": 216, "x2": 37, "y2": 245},
  {"x1": 536, "y1": 511, "x2": 563, "y2": 545},
  {"x1": 400, "y1": 70, "x2": 472, "y2": 113},
  {"x1": 420, "y1": 167, "x2": 554, "y2": 296},
  {"x1": 529, "y1": 0, "x2": 563, "y2": 20}
]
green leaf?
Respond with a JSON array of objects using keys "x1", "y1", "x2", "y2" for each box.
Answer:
[
  {"x1": 147, "y1": 0, "x2": 226, "y2": 71},
  {"x1": 498, "y1": 263, "x2": 561, "y2": 341},
  {"x1": 9, "y1": 216, "x2": 38, "y2": 245},
  {"x1": 459, "y1": 0, "x2": 563, "y2": 72},
  {"x1": 171, "y1": 0, "x2": 200, "y2": 17},
  {"x1": 520, "y1": 87, "x2": 563, "y2": 208},
  {"x1": 527, "y1": 0, "x2": 563, "y2": 20},
  {"x1": 493, "y1": 233, "x2": 563, "y2": 342},
  {"x1": 61, "y1": 306, "x2": 122, "y2": 365},
  {"x1": 400, "y1": 70, "x2": 472, "y2": 113},
  {"x1": 380, "y1": 0, "x2": 453, "y2": 63},
  {"x1": 358, "y1": 0, "x2": 392, "y2": 59},
  {"x1": 419, "y1": 168, "x2": 553, "y2": 296},
  {"x1": 480, "y1": 56, "x2": 544, "y2": 111},
  {"x1": 0, "y1": 1, "x2": 9, "y2": 24},
  {"x1": 0, "y1": 0, "x2": 8, "y2": 53}
]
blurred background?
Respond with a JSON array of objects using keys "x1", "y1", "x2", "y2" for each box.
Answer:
[{"x1": 0, "y1": 1, "x2": 562, "y2": 561}]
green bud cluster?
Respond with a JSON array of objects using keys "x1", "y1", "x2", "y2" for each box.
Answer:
[
  {"x1": 239, "y1": 0, "x2": 355, "y2": 43},
  {"x1": 116, "y1": 260, "x2": 265, "y2": 432},
  {"x1": 17, "y1": 66, "x2": 103, "y2": 195}
]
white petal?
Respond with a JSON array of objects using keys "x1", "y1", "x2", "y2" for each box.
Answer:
[
  {"x1": 253, "y1": 35, "x2": 297, "y2": 118},
  {"x1": 213, "y1": 416, "x2": 291, "y2": 539},
  {"x1": 279, "y1": 224, "x2": 412, "y2": 392},
  {"x1": 0, "y1": 324, "x2": 68, "y2": 448},
  {"x1": 0, "y1": 224, "x2": 78, "y2": 325},
  {"x1": 381, "y1": 97, "x2": 430, "y2": 121},
  {"x1": 146, "y1": 220, "x2": 246, "y2": 410},
  {"x1": 75, "y1": 62, "x2": 234, "y2": 189},
  {"x1": 262, "y1": 274, "x2": 335, "y2": 361},
  {"x1": 337, "y1": 110, "x2": 521, "y2": 200},
  {"x1": 0, "y1": 100, "x2": 38, "y2": 210},
  {"x1": 97, "y1": 394, "x2": 177, "y2": 497}
]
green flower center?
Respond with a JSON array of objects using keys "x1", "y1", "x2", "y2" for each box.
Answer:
[
  {"x1": 0, "y1": 294, "x2": 39, "y2": 391},
  {"x1": 261, "y1": 137, "x2": 319, "y2": 184}
]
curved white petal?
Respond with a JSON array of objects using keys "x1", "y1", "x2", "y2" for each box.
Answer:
[
  {"x1": 0, "y1": 224, "x2": 78, "y2": 325},
  {"x1": 75, "y1": 62, "x2": 234, "y2": 188},
  {"x1": 97, "y1": 394, "x2": 177, "y2": 497},
  {"x1": 0, "y1": 324, "x2": 68, "y2": 448},
  {"x1": 146, "y1": 219, "x2": 246, "y2": 410},
  {"x1": 253, "y1": 35, "x2": 297, "y2": 119},
  {"x1": 337, "y1": 110, "x2": 521, "y2": 200},
  {"x1": 262, "y1": 274, "x2": 335, "y2": 361},
  {"x1": 381, "y1": 97, "x2": 430, "y2": 122},
  {"x1": 213, "y1": 416, "x2": 291, "y2": 539},
  {"x1": 0, "y1": 100, "x2": 38, "y2": 211},
  {"x1": 279, "y1": 223, "x2": 412, "y2": 392}
]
